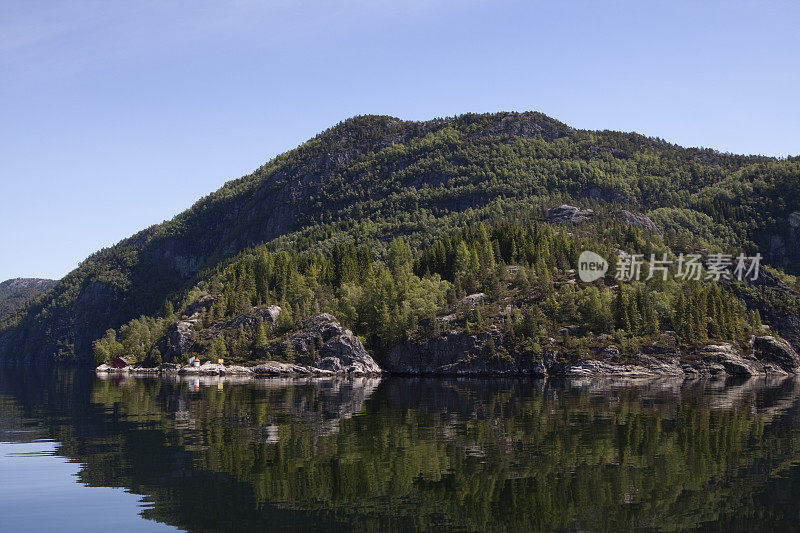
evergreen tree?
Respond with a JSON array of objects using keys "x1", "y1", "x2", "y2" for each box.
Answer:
[
  {"x1": 163, "y1": 300, "x2": 174, "y2": 319},
  {"x1": 613, "y1": 285, "x2": 631, "y2": 333},
  {"x1": 253, "y1": 317, "x2": 268, "y2": 352},
  {"x1": 283, "y1": 339, "x2": 295, "y2": 362}
]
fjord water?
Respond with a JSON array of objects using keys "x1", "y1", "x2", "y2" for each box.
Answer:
[{"x1": 2, "y1": 371, "x2": 800, "y2": 532}]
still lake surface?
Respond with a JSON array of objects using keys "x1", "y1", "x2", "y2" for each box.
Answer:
[{"x1": 2, "y1": 369, "x2": 800, "y2": 532}]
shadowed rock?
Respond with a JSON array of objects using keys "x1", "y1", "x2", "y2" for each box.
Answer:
[{"x1": 287, "y1": 314, "x2": 382, "y2": 375}]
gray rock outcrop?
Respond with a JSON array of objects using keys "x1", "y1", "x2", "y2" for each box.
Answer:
[
  {"x1": 386, "y1": 330, "x2": 511, "y2": 374},
  {"x1": 459, "y1": 293, "x2": 485, "y2": 307},
  {"x1": 385, "y1": 330, "x2": 800, "y2": 377},
  {"x1": 184, "y1": 295, "x2": 216, "y2": 318},
  {"x1": 753, "y1": 335, "x2": 800, "y2": 374},
  {"x1": 287, "y1": 314, "x2": 381, "y2": 374},
  {"x1": 155, "y1": 320, "x2": 197, "y2": 362},
  {"x1": 619, "y1": 210, "x2": 661, "y2": 234},
  {"x1": 545, "y1": 204, "x2": 661, "y2": 236},
  {"x1": 208, "y1": 305, "x2": 282, "y2": 334},
  {"x1": 763, "y1": 210, "x2": 800, "y2": 272},
  {"x1": 547, "y1": 205, "x2": 594, "y2": 224}
]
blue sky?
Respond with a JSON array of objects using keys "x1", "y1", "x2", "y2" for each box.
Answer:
[{"x1": 1, "y1": 0, "x2": 798, "y2": 281}]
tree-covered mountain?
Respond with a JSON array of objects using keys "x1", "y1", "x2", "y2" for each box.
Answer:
[
  {"x1": 0, "y1": 278, "x2": 56, "y2": 319},
  {"x1": 1, "y1": 112, "x2": 798, "y2": 366}
]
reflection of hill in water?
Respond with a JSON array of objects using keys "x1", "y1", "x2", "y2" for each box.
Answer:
[
  {"x1": 3, "y1": 370, "x2": 800, "y2": 531},
  {"x1": 92, "y1": 374, "x2": 382, "y2": 438}
]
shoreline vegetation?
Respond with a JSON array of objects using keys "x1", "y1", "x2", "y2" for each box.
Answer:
[{"x1": 93, "y1": 313, "x2": 800, "y2": 379}]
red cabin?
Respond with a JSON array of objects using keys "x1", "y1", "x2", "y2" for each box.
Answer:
[{"x1": 110, "y1": 356, "x2": 134, "y2": 369}]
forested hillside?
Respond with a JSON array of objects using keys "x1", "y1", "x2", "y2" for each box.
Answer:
[
  {"x1": 1, "y1": 112, "x2": 798, "y2": 366},
  {"x1": 0, "y1": 279, "x2": 56, "y2": 319}
]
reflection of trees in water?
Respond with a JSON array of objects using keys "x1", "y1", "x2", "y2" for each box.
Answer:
[{"x1": 2, "y1": 370, "x2": 800, "y2": 531}]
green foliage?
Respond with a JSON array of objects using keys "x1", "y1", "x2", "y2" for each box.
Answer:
[
  {"x1": 93, "y1": 329, "x2": 123, "y2": 365},
  {"x1": 0, "y1": 279, "x2": 56, "y2": 319},
  {"x1": 92, "y1": 316, "x2": 170, "y2": 364},
  {"x1": 252, "y1": 317, "x2": 269, "y2": 352},
  {"x1": 144, "y1": 347, "x2": 162, "y2": 367},
  {"x1": 207, "y1": 336, "x2": 228, "y2": 360},
  {"x1": 672, "y1": 282, "x2": 750, "y2": 346}
]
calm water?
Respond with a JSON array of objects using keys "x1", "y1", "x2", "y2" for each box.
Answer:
[{"x1": 2, "y1": 370, "x2": 800, "y2": 532}]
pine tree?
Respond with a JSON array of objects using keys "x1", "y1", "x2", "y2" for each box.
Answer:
[
  {"x1": 215, "y1": 336, "x2": 228, "y2": 359},
  {"x1": 535, "y1": 260, "x2": 553, "y2": 296},
  {"x1": 146, "y1": 347, "x2": 162, "y2": 367},
  {"x1": 628, "y1": 296, "x2": 642, "y2": 334},
  {"x1": 163, "y1": 300, "x2": 174, "y2": 319},
  {"x1": 749, "y1": 309, "x2": 763, "y2": 331},
  {"x1": 517, "y1": 267, "x2": 531, "y2": 293},
  {"x1": 613, "y1": 285, "x2": 631, "y2": 332},
  {"x1": 283, "y1": 339, "x2": 295, "y2": 362},
  {"x1": 474, "y1": 307, "x2": 485, "y2": 330},
  {"x1": 521, "y1": 306, "x2": 539, "y2": 338},
  {"x1": 276, "y1": 303, "x2": 294, "y2": 333},
  {"x1": 210, "y1": 273, "x2": 222, "y2": 297},
  {"x1": 253, "y1": 317, "x2": 268, "y2": 352},
  {"x1": 387, "y1": 238, "x2": 413, "y2": 290}
]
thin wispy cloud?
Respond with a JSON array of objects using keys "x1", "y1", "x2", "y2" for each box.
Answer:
[{"x1": 1, "y1": 0, "x2": 481, "y2": 88}]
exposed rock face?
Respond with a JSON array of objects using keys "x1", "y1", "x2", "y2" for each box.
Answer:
[
  {"x1": 155, "y1": 304, "x2": 284, "y2": 363},
  {"x1": 101, "y1": 327, "x2": 800, "y2": 378},
  {"x1": 774, "y1": 315, "x2": 800, "y2": 356},
  {"x1": 691, "y1": 343, "x2": 762, "y2": 375},
  {"x1": 177, "y1": 362, "x2": 252, "y2": 375},
  {"x1": 155, "y1": 321, "x2": 197, "y2": 362},
  {"x1": 543, "y1": 355, "x2": 685, "y2": 378},
  {"x1": 732, "y1": 269, "x2": 800, "y2": 353},
  {"x1": 208, "y1": 305, "x2": 282, "y2": 335},
  {"x1": 762, "y1": 211, "x2": 800, "y2": 273},
  {"x1": 619, "y1": 210, "x2": 661, "y2": 234},
  {"x1": 259, "y1": 305, "x2": 282, "y2": 324},
  {"x1": 386, "y1": 330, "x2": 515, "y2": 375},
  {"x1": 459, "y1": 293, "x2": 485, "y2": 307},
  {"x1": 287, "y1": 314, "x2": 381, "y2": 374},
  {"x1": 546, "y1": 204, "x2": 660, "y2": 235},
  {"x1": 547, "y1": 205, "x2": 594, "y2": 224},
  {"x1": 156, "y1": 305, "x2": 282, "y2": 363},
  {"x1": 753, "y1": 335, "x2": 800, "y2": 374},
  {"x1": 140, "y1": 312, "x2": 378, "y2": 375},
  {"x1": 385, "y1": 331, "x2": 800, "y2": 377},
  {"x1": 184, "y1": 295, "x2": 215, "y2": 318},
  {"x1": 475, "y1": 113, "x2": 572, "y2": 141}
]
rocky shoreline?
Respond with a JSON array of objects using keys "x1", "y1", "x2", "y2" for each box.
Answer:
[
  {"x1": 98, "y1": 314, "x2": 383, "y2": 377},
  {"x1": 97, "y1": 324, "x2": 800, "y2": 379},
  {"x1": 383, "y1": 330, "x2": 800, "y2": 378},
  {"x1": 96, "y1": 360, "x2": 381, "y2": 377}
]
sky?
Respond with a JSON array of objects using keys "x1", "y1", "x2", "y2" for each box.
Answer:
[{"x1": 1, "y1": 0, "x2": 798, "y2": 281}]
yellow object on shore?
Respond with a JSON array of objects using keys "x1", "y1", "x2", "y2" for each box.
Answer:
[{"x1": 218, "y1": 358, "x2": 224, "y2": 365}]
